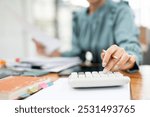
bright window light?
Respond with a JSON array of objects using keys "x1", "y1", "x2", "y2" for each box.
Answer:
[
  {"x1": 129, "y1": 0, "x2": 150, "y2": 28},
  {"x1": 69, "y1": 0, "x2": 89, "y2": 7}
]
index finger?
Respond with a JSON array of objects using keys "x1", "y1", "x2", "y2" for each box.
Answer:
[{"x1": 102, "y1": 45, "x2": 118, "y2": 67}]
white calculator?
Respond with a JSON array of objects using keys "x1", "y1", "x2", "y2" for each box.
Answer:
[{"x1": 68, "y1": 71, "x2": 130, "y2": 88}]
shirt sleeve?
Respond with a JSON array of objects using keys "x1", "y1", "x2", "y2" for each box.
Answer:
[
  {"x1": 114, "y1": 3, "x2": 143, "y2": 71},
  {"x1": 61, "y1": 12, "x2": 82, "y2": 57}
]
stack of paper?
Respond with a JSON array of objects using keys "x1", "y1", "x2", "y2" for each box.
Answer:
[{"x1": 7, "y1": 57, "x2": 82, "y2": 72}]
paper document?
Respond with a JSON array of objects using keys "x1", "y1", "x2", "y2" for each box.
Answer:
[
  {"x1": 27, "y1": 78, "x2": 131, "y2": 100},
  {"x1": 7, "y1": 57, "x2": 82, "y2": 72},
  {"x1": 30, "y1": 27, "x2": 60, "y2": 54},
  {"x1": 18, "y1": 16, "x2": 61, "y2": 54}
]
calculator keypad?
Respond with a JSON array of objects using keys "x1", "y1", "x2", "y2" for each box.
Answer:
[{"x1": 69, "y1": 71, "x2": 130, "y2": 88}]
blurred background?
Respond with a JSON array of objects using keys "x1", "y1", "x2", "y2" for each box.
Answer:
[{"x1": 0, "y1": 0, "x2": 150, "y2": 64}]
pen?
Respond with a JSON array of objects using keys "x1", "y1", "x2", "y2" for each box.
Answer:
[{"x1": 102, "y1": 50, "x2": 119, "y2": 60}]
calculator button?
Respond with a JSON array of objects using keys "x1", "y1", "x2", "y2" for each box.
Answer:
[
  {"x1": 107, "y1": 72, "x2": 115, "y2": 78},
  {"x1": 92, "y1": 72, "x2": 101, "y2": 78},
  {"x1": 114, "y1": 72, "x2": 123, "y2": 77},
  {"x1": 99, "y1": 71, "x2": 107, "y2": 77},
  {"x1": 70, "y1": 72, "x2": 78, "y2": 78},
  {"x1": 78, "y1": 72, "x2": 85, "y2": 78},
  {"x1": 85, "y1": 72, "x2": 92, "y2": 78}
]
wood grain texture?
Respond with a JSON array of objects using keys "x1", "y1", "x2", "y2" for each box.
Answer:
[{"x1": 121, "y1": 66, "x2": 150, "y2": 100}]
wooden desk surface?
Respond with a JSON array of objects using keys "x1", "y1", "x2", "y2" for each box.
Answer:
[{"x1": 121, "y1": 65, "x2": 150, "y2": 100}]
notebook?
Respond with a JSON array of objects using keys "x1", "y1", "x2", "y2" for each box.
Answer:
[{"x1": 0, "y1": 74, "x2": 58, "y2": 100}]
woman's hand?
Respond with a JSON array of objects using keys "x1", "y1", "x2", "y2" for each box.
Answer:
[
  {"x1": 33, "y1": 38, "x2": 47, "y2": 56},
  {"x1": 32, "y1": 38, "x2": 61, "y2": 57},
  {"x1": 101, "y1": 45, "x2": 136, "y2": 72}
]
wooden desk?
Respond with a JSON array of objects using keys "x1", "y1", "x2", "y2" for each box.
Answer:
[{"x1": 121, "y1": 65, "x2": 150, "y2": 100}]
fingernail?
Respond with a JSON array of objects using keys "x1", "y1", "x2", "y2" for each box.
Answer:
[
  {"x1": 102, "y1": 49, "x2": 106, "y2": 53},
  {"x1": 103, "y1": 68, "x2": 109, "y2": 73},
  {"x1": 102, "y1": 62, "x2": 106, "y2": 67}
]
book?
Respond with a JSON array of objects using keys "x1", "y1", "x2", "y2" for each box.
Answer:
[{"x1": 0, "y1": 74, "x2": 58, "y2": 100}]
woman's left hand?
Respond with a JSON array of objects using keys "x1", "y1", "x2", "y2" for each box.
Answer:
[{"x1": 101, "y1": 45, "x2": 136, "y2": 72}]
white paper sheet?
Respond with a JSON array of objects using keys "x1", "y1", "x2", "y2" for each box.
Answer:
[
  {"x1": 30, "y1": 27, "x2": 60, "y2": 54},
  {"x1": 27, "y1": 78, "x2": 130, "y2": 100}
]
